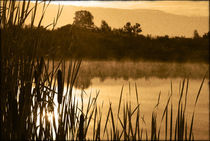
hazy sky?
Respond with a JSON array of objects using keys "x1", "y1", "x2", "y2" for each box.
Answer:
[
  {"x1": 51, "y1": 1, "x2": 209, "y2": 17},
  {"x1": 29, "y1": 1, "x2": 208, "y2": 37}
]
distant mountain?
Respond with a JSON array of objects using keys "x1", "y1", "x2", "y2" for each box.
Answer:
[{"x1": 33, "y1": 4, "x2": 208, "y2": 37}]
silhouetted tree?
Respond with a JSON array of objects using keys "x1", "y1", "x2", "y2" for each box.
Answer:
[
  {"x1": 193, "y1": 30, "x2": 200, "y2": 38},
  {"x1": 132, "y1": 23, "x2": 142, "y2": 35},
  {"x1": 23, "y1": 22, "x2": 208, "y2": 63},
  {"x1": 202, "y1": 31, "x2": 210, "y2": 39},
  {"x1": 123, "y1": 22, "x2": 142, "y2": 35},
  {"x1": 123, "y1": 22, "x2": 132, "y2": 34},
  {"x1": 100, "y1": 20, "x2": 111, "y2": 32},
  {"x1": 73, "y1": 10, "x2": 94, "y2": 28},
  {"x1": 57, "y1": 24, "x2": 72, "y2": 31}
]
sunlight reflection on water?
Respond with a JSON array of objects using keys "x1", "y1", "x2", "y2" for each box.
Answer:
[
  {"x1": 80, "y1": 77, "x2": 209, "y2": 140},
  {"x1": 43, "y1": 76, "x2": 208, "y2": 140}
]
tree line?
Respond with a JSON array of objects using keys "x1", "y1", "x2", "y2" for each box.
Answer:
[{"x1": 15, "y1": 10, "x2": 210, "y2": 63}]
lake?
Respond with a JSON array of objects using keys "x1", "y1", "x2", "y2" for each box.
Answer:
[
  {"x1": 72, "y1": 77, "x2": 209, "y2": 140},
  {"x1": 49, "y1": 60, "x2": 209, "y2": 140}
]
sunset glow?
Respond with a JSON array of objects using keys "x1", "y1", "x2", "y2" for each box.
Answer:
[
  {"x1": 51, "y1": 1, "x2": 208, "y2": 17},
  {"x1": 1, "y1": 0, "x2": 209, "y2": 140},
  {"x1": 26, "y1": 1, "x2": 209, "y2": 37}
]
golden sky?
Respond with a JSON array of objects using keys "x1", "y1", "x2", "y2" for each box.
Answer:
[
  {"x1": 51, "y1": 1, "x2": 209, "y2": 17},
  {"x1": 29, "y1": 1, "x2": 208, "y2": 37}
]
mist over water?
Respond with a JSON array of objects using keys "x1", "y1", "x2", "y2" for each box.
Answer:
[
  {"x1": 74, "y1": 60, "x2": 208, "y2": 89},
  {"x1": 61, "y1": 60, "x2": 209, "y2": 140},
  {"x1": 2, "y1": 0, "x2": 208, "y2": 140}
]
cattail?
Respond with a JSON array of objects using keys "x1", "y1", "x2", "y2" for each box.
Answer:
[
  {"x1": 34, "y1": 57, "x2": 44, "y2": 102},
  {"x1": 34, "y1": 70, "x2": 41, "y2": 101},
  {"x1": 78, "y1": 114, "x2": 84, "y2": 141},
  {"x1": 38, "y1": 57, "x2": 44, "y2": 76},
  {"x1": 57, "y1": 69, "x2": 63, "y2": 104}
]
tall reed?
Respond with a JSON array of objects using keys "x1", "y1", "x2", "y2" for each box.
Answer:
[
  {"x1": 0, "y1": 0, "x2": 207, "y2": 140},
  {"x1": 0, "y1": 0, "x2": 80, "y2": 140}
]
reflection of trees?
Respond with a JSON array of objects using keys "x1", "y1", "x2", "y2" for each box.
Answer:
[
  {"x1": 75, "y1": 76, "x2": 92, "y2": 89},
  {"x1": 75, "y1": 61, "x2": 208, "y2": 89}
]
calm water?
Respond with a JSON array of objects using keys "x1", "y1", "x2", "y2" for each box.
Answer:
[
  {"x1": 48, "y1": 60, "x2": 209, "y2": 140},
  {"x1": 72, "y1": 77, "x2": 209, "y2": 140}
]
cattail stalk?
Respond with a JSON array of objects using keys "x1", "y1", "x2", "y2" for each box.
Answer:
[{"x1": 57, "y1": 69, "x2": 63, "y2": 104}]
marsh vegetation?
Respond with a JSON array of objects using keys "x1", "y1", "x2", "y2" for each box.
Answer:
[{"x1": 1, "y1": 0, "x2": 209, "y2": 140}]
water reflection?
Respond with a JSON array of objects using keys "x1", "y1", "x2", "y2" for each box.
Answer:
[
  {"x1": 43, "y1": 77, "x2": 208, "y2": 140},
  {"x1": 78, "y1": 77, "x2": 209, "y2": 140},
  {"x1": 46, "y1": 60, "x2": 209, "y2": 140}
]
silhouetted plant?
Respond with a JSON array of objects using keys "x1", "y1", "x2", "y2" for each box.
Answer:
[
  {"x1": 0, "y1": 1, "x2": 207, "y2": 141},
  {"x1": 57, "y1": 69, "x2": 63, "y2": 104}
]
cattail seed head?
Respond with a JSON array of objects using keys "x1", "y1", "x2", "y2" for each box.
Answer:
[
  {"x1": 79, "y1": 114, "x2": 84, "y2": 140},
  {"x1": 57, "y1": 69, "x2": 63, "y2": 104}
]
